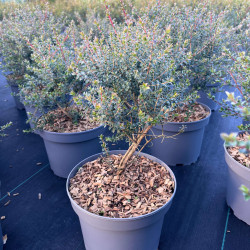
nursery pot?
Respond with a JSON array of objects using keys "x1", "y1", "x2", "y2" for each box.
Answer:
[
  {"x1": 38, "y1": 125, "x2": 105, "y2": 178},
  {"x1": 224, "y1": 140, "x2": 250, "y2": 225},
  {"x1": 197, "y1": 88, "x2": 221, "y2": 111},
  {"x1": 7, "y1": 80, "x2": 25, "y2": 110},
  {"x1": 146, "y1": 103, "x2": 211, "y2": 166},
  {"x1": 66, "y1": 150, "x2": 177, "y2": 250}
]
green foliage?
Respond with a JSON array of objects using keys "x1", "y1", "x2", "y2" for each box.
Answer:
[
  {"x1": 0, "y1": 3, "x2": 66, "y2": 80},
  {"x1": 0, "y1": 122, "x2": 12, "y2": 137},
  {"x1": 19, "y1": 22, "x2": 84, "y2": 128},
  {"x1": 240, "y1": 185, "x2": 250, "y2": 201},
  {"x1": 214, "y1": 50, "x2": 249, "y2": 130},
  {"x1": 1, "y1": 0, "x2": 249, "y2": 28},
  {"x1": 147, "y1": 2, "x2": 242, "y2": 92},
  {"x1": 218, "y1": 50, "x2": 249, "y2": 153},
  {"x1": 73, "y1": 3, "x2": 197, "y2": 168}
]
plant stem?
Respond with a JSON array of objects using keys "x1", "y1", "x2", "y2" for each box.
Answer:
[{"x1": 117, "y1": 125, "x2": 152, "y2": 174}]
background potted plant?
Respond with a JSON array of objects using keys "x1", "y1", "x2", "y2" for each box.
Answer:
[
  {"x1": 0, "y1": 3, "x2": 66, "y2": 110},
  {"x1": 218, "y1": 50, "x2": 250, "y2": 225},
  {"x1": 146, "y1": 101, "x2": 211, "y2": 166},
  {"x1": 67, "y1": 4, "x2": 197, "y2": 250},
  {"x1": 141, "y1": 3, "x2": 214, "y2": 165},
  {"x1": 20, "y1": 22, "x2": 105, "y2": 178},
  {"x1": 149, "y1": 2, "x2": 240, "y2": 111}
]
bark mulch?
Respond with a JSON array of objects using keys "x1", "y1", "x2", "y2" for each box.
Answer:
[
  {"x1": 69, "y1": 154, "x2": 174, "y2": 218},
  {"x1": 39, "y1": 106, "x2": 100, "y2": 133},
  {"x1": 227, "y1": 132, "x2": 250, "y2": 168},
  {"x1": 168, "y1": 103, "x2": 209, "y2": 123}
]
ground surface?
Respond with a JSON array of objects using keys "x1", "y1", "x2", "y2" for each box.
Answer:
[{"x1": 0, "y1": 70, "x2": 250, "y2": 250}]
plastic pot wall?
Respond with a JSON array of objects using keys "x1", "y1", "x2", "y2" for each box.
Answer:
[
  {"x1": 66, "y1": 150, "x2": 177, "y2": 250},
  {"x1": 145, "y1": 103, "x2": 211, "y2": 166},
  {"x1": 38, "y1": 125, "x2": 106, "y2": 178},
  {"x1": 224, "y1": 144, "x2": 250, "y2": 225}
]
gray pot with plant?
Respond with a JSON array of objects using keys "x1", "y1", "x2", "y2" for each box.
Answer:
[
  {"x1": 224, "y1": 139, "x2": 250, "y2": 225},
  {"x1": 218, "y1": 49, "x2": 250, "y2": 224},
  {"x1": 18, "y1": 22, "x2": 105, "y2": 178},
  {"x1": 67, "y1": 150, "x2": 176, "y2": 250},
  {"x1": 68, "y1": 3, "x2": 199, "y2": 249},
  {"x1": 146, "y1": 103, "x2": 211, "y2": 166}
]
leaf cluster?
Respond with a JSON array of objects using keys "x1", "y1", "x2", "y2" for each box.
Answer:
[
  {"x1": 146, "y1": 2, "x2": 244, "y2": 92},
  {"x1": 19, "y1": 22, "x2": 86, "y2": 128},
  {"x1": 0, "y1": 122, "x2": 12, "y2": 137},
  {"x1": 0, "y1": 3, "x2": 66, "y2": 79}
]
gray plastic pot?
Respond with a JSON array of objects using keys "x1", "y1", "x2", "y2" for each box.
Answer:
[
  {"x1": 38, "y1": 125, "x2": 105, "y2": 178},
  {"x1": 224, "y1": 143, "x2": 250, "y2": 225},
  {"x1": 146, "y1": 103, "x2": 211, "y2": 166},
  {"x1": 9, "y1": 83, "x2": 25, "y2": 110},
  {"x1": 66, "y1": 150, "x2": 177, "y2": 250}
]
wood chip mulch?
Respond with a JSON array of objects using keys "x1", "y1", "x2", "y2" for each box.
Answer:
[
  {"x1": 40, "y1": 106, "x2": 100, "y2": 133},
  {"x1": 168, "y1": 103, "x2": 209, "y2": 123},
  {"x1": 69, "y1": 154, "x2": 175, "y2": 218},
  {"x1": 227, "y1": 132, "x2": 250, "y2": 168}
]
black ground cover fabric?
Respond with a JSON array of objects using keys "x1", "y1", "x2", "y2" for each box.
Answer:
[{"x1": 0, "y1": 70, "x2": 249, "y2": 249}]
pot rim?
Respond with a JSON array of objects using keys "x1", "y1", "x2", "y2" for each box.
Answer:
[
  {"x1": 37, "y1": 124, "x2": 105, "y2": 136},
  {"x1": 157, "y1": 102, "x2": 211, "y2": 126},
  {"x1": 66, "y1": 150, "x2": 177, "y2": 222}
]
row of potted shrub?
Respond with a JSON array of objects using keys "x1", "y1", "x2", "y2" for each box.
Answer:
[{"x1": 0, "y1": 2, "x2": 249, "y2": 249}]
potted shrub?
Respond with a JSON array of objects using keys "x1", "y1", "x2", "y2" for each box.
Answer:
[
  {"x1": 219, "y1": 50, "x2": 250, "y2": 225},
  {"x1": 140, "y1": 3, "x2": 215, "y2": 165},
  {"x1": 67, "y1": 5, "x2": 196, "y2": 250},
  {"x1": 146, "y1": 101, "x2": 211, "y2": 166},
  {"x1": 20, "y1": 23, "x2": 105, "y2": 178},
  {"x1": 0, "y1": 3, "x2": 66, "y2": 110},
  {"x1": 149, "y1": 2, "x2": 240, "y2": 111}
]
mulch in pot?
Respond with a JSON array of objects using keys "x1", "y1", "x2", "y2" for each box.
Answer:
[
  {"x1": 168, "y1": 103, "x2": 209, "y2": 123},
  {"x1": 38, "y1": 106, "x2": 100, "y2": 133},
  {"x1": 227, "y1": 132, "x2": 250, "y2": 168},
  {"x1": 69, "y1": 154, "x2": 174, "y2": 218}
]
